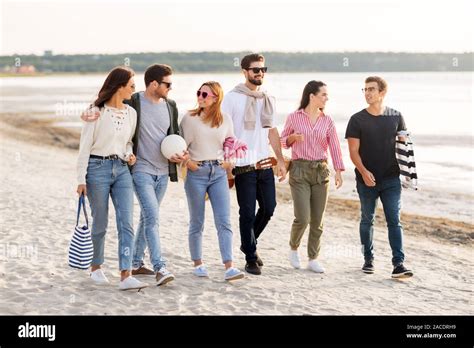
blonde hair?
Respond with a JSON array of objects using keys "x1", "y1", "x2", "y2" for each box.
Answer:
[{"x1": 189, "y1": 81, "x2": 224, "y2": 128}]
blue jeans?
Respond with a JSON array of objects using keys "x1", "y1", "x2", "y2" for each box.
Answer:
[
  {"x1": 234, "y1": 168, "x2": 276, "y2": 262},
  {"x1": 86, "y1": 158, "x2": 135, "y2": 271},
  {"x1": 184, "y1": 161, "x2": 233, "y2": 263},
  {"x1": 132, "y1": 172, "x2": 169, "y2": 272},
  {"x1": 356, "y1": 176, "x2": 405, "y2": 266}
]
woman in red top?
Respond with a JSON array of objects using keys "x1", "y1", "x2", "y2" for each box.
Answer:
[{"x1": 280, "y1": 80, "x2": 345, "y2": 273}]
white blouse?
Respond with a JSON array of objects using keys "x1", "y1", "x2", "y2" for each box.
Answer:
[{"x1": 77, "y1": 104, "x2": 137, "y2": 184}]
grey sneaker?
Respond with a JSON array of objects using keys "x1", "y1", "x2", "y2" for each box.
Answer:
[
  {"x1": 224, "y1": 267, "x2": 245, "y2": 281},
  {"x1": 156, "y1": 267, "x2": 175, "y2": 286},
  {"x1": 193, "y1": 264, "x2": 209, "y2": 277}
]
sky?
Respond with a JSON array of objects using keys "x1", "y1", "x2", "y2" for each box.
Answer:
[{"x1": 1, "y1": 0, "x2": 473, "y2": 55}]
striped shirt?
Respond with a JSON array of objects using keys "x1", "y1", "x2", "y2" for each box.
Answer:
[
  {"x1": 396, "y1": 131, "x2": 418, "y2": 190},
  {"x1": 280, "y1": 109, "x2": 345, "y2": 171}
]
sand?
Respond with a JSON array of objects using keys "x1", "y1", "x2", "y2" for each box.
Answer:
[{"x1": 0, "y1": 116, "x2": 472, "y2": 315}]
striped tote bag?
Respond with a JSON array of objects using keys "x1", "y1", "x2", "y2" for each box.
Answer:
[
  {"x1": 68, "y1": 195, "x2": 94, "y2": 269},
  {"x1": 396, "y1": 131, "x2": 418, "y2": 190}
]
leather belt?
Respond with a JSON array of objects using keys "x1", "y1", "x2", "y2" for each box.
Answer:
[
  {"x1": 90, "y1": 154, "x2": 120, "y2": 160},
  {"x1": 232, "y1": 157, "x2": 277, "y2": 176}
]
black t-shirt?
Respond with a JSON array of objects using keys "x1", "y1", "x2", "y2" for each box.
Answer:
[{"x1": 345, "y1": 107, "x2": 406, "y2": 184}]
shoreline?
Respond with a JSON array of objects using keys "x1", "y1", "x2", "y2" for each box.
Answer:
[
  {"x1": 2, "y1": 71, "x2": 473, "y2": 78},
  {"x1": 1, "y1": 112, "x2": 472, "y2": 246}
]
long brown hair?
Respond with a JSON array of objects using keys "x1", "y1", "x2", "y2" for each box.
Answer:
[
  {"x1": 189, "y1": 81, "x2": 224, "y2": 128},
  {"x1": 93, "y1": 66, "x2": 134, "y2": 107},
  {"x1": 298, "y1": 80, "x2": 327, "y2": 111}
]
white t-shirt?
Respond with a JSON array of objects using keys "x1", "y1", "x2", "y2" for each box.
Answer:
[{"x1": 221, "y1": 90, "x2": 274, "y2": 167}]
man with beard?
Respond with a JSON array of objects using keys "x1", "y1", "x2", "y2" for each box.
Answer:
[{"x1": 222, "y1": 53, "x2": 287, "y2": 275}]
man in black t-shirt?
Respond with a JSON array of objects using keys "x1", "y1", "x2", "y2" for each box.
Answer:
[{"x1": 345, "y1": 76, "x2": 413, "y2": 279}]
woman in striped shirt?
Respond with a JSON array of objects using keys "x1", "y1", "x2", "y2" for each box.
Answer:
[{"x1": 280, "y1": 80, "x2": 345, "y2": 273}]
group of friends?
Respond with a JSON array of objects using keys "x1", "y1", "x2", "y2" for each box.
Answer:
[{"x1": 76, "y1": 53, "x2": 414, "y2": 291}]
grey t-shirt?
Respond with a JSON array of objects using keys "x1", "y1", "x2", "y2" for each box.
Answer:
[{"x1": 132, "y1": 92, "x2": 170, "y2": 176}]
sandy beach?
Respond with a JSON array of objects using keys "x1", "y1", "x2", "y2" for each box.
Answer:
[{"x1": 0, "y1": 114, "x2": 472, "y2": 315}]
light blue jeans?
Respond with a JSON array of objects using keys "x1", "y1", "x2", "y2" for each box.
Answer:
[
  {"x1": 132, "y1": 172, "x2": 169, "y2": 272},
  {"x1": 184, "y1": 161, "x2": 233, "y2": 264},
  {"x1": 86, "y1": 158, "x2": 134, "y2": 271}
]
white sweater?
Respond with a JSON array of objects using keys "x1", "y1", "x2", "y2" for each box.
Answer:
[
  {"x1": 180, "y1": 112, "x2": 234, "y2": 161},
  {"x1": 77, "y1": 105, "x2": 137, "y2": 184}
]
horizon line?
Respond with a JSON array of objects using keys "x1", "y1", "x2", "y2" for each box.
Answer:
[{"x1": 2, "y1": 50, "x2": 473, "y2": 57}]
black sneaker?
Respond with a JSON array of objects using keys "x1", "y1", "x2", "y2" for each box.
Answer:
[
  {"x1": 362, "y1": 260, "x2": 375, "y2": 274},
  {"x1": 240, "y1": 246, "x2": 264, "y2": 267},
  {"x1": 392, "y1": 264, "x2": 413, "y2": 279},
  {"x1": 245, "y1": 261, "x2": 261, "y2": 275}
]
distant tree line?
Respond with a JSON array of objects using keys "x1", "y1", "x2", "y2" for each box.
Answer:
[{"x1": 1, "y1": 51, "x2": 472, "y2": 73}]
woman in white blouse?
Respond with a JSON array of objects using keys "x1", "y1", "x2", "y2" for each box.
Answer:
[
  {"x1": 180, "y1": 81, "x2": 244, "y2": 281},
  {"x1": 76, "y1": 66, "x2": 147, "y2": 291}
]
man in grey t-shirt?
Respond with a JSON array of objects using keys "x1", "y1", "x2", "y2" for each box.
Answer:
[
  {"x1": 132, "y1": 92, "x2": 170, "y2": 177},
  {"x1": 127, "y1": 64, "x2": 187, "y2": 286}
]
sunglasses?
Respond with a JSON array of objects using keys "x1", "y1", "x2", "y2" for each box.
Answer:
[
  {"x1": 246, "y1": 67, "x2": 268, "y2": 74},
  {"x1": 159, "y1": 81, "x2": 172, "y2": 89},
  {"x1": 196, "y1": 90, "x2": 216, "y2": 99}
]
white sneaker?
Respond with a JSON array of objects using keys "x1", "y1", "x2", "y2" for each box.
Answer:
[
  {"x1": 119, "y1": 276, "x2": 149, "y2": 291},
  {"x1": 90, "y1": 269, "x2": 110, "y2": 285},
  {"x1": 307, "y1": 259, "x2": 325, "y2": 273},
  {"x1": 289, "y1": 250, "x2": 301, "y2": 269}
]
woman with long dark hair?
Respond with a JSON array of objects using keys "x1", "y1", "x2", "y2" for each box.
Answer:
[
  {"x1": 180, "y1": 81, "x2": 244, "y2": 281},
  {"x1": 76, "y1": 66, "x2": 148, "y2": 290},
  {"x1": 281, "y1": 80, "x2": 345, "y2": 273}
]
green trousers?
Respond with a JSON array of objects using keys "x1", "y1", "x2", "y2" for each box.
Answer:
[{"x1": 289, "y1": 159, "x2": 330, "y2": 259}]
